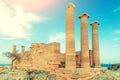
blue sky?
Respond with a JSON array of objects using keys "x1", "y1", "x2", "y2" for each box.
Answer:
[{"x1": 0, "y1": 0, "x2": 120, "y2": 64}]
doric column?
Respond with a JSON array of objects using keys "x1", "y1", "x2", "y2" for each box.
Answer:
[
  {"x1": 89, "y1": 50, "x2": 93, "y2": 67},
  {"x1": 21, "y1": 46, "x2": 25, "y2": 54},
  {"x1": 90, "y1": 21, "x2": 100, "y2": 67},
  {"x1": 66, "y1": 3, "x2": 76, "y2": 71},
  {"x1": 78, "y1": 13, "x2": 90, "y2": 68},
  {"x1": 12, "y1": 45, "x2": 16, "y2": 69},
  {"x1": 12, "y1": 45, "x2": 16, "y2": 54},
  {"x1": 30, "y1": 46, "x2": 32, "y2": 52}
]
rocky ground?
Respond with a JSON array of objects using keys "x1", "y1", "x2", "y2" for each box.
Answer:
[
  {"x1": 0, "y1": 68, "x2": 120, "y2": 80},
  {"x1": 0, "y1": 69, "x2": 56, "y2": 80},
  {"x1": 90, "y1": 69, "x2": 120, "y2": 80}
]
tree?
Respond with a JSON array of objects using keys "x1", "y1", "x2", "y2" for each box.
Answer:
[{"x1": 3, "y1": 51, "x2": 21, "y2": 69}]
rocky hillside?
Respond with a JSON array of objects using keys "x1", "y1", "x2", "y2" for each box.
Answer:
[
  {"x1": 91, "y1": 69, "x2": 120, "y2": 80},
  {"x1": 0, "y1": 68, "x2": 120, "y2": 80},
  {"x1": 0, "y1": 69, "x2": 56, "y2": 80}
]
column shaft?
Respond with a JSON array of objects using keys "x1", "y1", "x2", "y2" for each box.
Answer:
[
  {"x1": 21, "y1": 46, "x2": 25, "y2": 54},
  {"x1": 79, "y1": 14, "x2": 90, "y2": 68},
  {"x1": 66, "y1": 3, "x2": 76, "y2": 71},
  {"x1": 91, "y1": 22, "x2": 100, "y2": 67},
  {"x1": 12, "y1": 45, "x2": 16, "y2": 54},
  {"x1": 89, "y1": 50, "x2": 93, "y2": 67}
]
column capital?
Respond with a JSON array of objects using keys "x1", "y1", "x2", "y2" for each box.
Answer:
[
  {"x1": 12, "y1": 45, "x2": 16, "y2": 54},
  {"x1": 66, "y1": 2, "x2": 75, "y2": 9},
  {"x1": 78, "y1": 13, "x2": 90, "y2": 19},
  {"x1": 30, "y1": 46, "x2": 33, "y2": 49},
  {"x1": 21, "y1": 46, "x2": 25, "y2": 48},
  {"x1": 21, "y1": 46, "x2": 25, "y2": 54},
  {"x1": 13, "y1": 45, "x2": 16, "y2": 47},
  {"x1": 90, "y1": 21, "x2": 100, "y2": 26}
]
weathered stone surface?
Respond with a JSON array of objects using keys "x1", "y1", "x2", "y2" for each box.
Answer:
[
  {"x1": 89, "y1": 50, "x2": 94, "y2": 67},
  {"x1": 90, "y1": 22, "x2": 100, "y2": 67},
  {"x1": 12, "y1": 45, "x2": 16, "y2": 54},
  {"x1": 78, "y1": 13, "x2": 90, "y2": 68},
  {"x1": 13, "y1": 42, "x2": 62, "y2": 70},
  {"x1": 21, "y1": 46, "x2": 25, "y2": 54},
  {"x1": 77, "y1": 68, "x2": 90, "y2": 75},
  {"x1": 66, "y1": 3, "x2": 76, "y2": 71}
]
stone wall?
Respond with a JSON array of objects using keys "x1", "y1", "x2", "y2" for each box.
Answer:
[
  {"x1": 13, "y1": 42, "x2": 62, "y2": 70},
  {"x1": 13, "y1": 42, "x2": 94, "y2": 70}
]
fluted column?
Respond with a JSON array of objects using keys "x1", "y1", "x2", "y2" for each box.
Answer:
[
  {"x1": 90, "y1": 21, "x2": 100, "y2": 67},
  {"x1": 78, "y1": 13, "x2": 90, "y2": 68},
  {"x1": 21, "y1": 46, "x2": 25, "y2": 54},
  {"x1": 66, "y1": 3, "x2": 76, "y2": 71},
  {"x1": 12, "y1": 45, "x2": 16, "y2": 54}
]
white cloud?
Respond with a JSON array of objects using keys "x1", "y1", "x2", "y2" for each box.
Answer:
[
  {"x1": 0, "y1": 0, "x2": 48, "y2": 41},
  {"x1": 49, "y1": 32, "x2": 65, "y2": 42},
  {"x1": 49, "y1": 32, "x2": 65, "y2": 53},
  {"x1": 0, "y1": 37, "x2": 15, "y2": 40},
  {"x1": 112, "y1": 6, "x2": 120, "y2": 13},
  {"x1": 114, "y1": 29, "x2": 120, "y2": 35},
  {"x1": 112, "y1": 44, "x2": 120, "y2": 47},
  {"x1": 113, "y1": 38, "x2": 119, "y2": 41}
]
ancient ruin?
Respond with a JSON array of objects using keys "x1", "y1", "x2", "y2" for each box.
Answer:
[
  {"x1": 78, "y1": 13, "x2": 90, "y2": 68},
  {"x1": 12, "y1": 2, "x2": 101, "y2": 79},
  {"x1": 90, "y1": 22, "x2": 100, "y2": 67},
  {"x1": 66, "y1": 3, "x2": 76, "y2": 71}
]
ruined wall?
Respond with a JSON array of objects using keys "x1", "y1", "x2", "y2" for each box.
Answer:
[
  {"x1": 13, "y1": 42, "x2": 62, "y2": 70},
  {"x1": 13, "y1": 43, "x2": 94, "y2": 70}
]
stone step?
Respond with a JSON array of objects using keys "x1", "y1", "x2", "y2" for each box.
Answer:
[{"x1": 79, "y1": 73, "x2": 92, "y2": 78}]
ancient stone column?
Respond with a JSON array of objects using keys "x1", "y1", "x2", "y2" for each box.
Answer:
[
  {"x1": 90, "y1": 22, "x2": 100, "y2": 67},
  {"x1": 12, "y1": 45, "x2": 16, "y2": 69},
  {"x1": 30, "y1": 47, "x2": 32, "y2": 52},
  {"x1": 78, "y1": 13, "x2": 90, "y2": 68},
  {"x1": 12, "y1": 45, "x2": 16, "y2": 54},
  {"x1": 89, "y1": 50, "x2": 93, "y2": 67},
  {"x1": 21, "y1": 46, "x2": 25, "y2": 54},
  {"x1": 66, "y1": 3, "x2": 76, "y2": 71}
]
